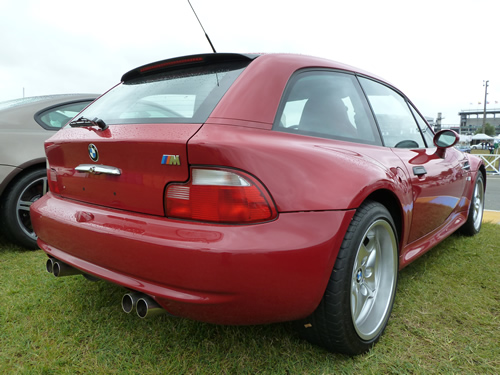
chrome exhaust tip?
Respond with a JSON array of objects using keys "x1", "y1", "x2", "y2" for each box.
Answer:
[
  {"x1": 136, "y1": 295, "x2": 166, "y2": 319},
  {"x1": 52, "y1": 260, "x2": 83, "y2": 277},
  {"x1": 121, "y1": 292, "x2": 143, "y2": 314},
  {"x1": 46, "y1": 258, "x2": 56, "y2": 273}
]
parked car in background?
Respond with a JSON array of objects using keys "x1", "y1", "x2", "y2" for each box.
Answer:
[
  {"x1": 31, "y1": 53, "x2": 485, "y2": 355},
  {"x1": 455, "y1": 145, "x2": 471, "y2": 153},
  {"x1": 0, "y1": 94, "x2": 97, "y2": 248}
]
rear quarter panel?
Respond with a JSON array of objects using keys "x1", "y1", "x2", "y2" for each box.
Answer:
[{"x1": 188, "y1": 124, "x2": 413, "y2": 213}]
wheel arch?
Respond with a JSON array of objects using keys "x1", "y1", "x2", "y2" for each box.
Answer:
[
  {"x1": 467, "y1": 153, "x2": 487, "y2": 191},
  {"x1": 0, "y1": 159, "x2": 46, "y2": 199},
  {"x1": 363, "y1": 189, "x2": 403, "y2": 253},
  {"x1": 463, "y1": 163, "x2": 487, "y2": 217},
  {"x1": 478, "y1": 164, "x2": 487, "y2": 191}
]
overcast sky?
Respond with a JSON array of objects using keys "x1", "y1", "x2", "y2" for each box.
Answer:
[{"x1": 1, "y1": 0, "x2": 499, "y2": 125}]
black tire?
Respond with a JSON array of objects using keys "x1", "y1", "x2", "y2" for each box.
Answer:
[
  {"x1": 459, "y1": 173, "x2": 485, "y2": 236},
  {"x1": 295, "y1": 201, "x2": 399, "y2": 355},
  {"x1": 0, "y1": 168, "x2": 47, "y2": 249}
]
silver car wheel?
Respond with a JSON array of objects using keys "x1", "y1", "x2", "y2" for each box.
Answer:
[
  {"x1": 350, "y1": 219, "x2": 398, "y2": 341},
  {"x1": 15, "y1": 176, "x2": 48, "y2": 240},
  {"x1": 471, "y1": 176, "x2": 484, "y2": 232}
]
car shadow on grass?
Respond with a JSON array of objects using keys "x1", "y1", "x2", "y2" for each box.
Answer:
[{"x1": 0, "y1": 232, "x2": 39, "y2": 253}]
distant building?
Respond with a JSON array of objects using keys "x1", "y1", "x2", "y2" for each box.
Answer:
[
  {"x1": 425, "y1": 116, "x2": 435, "y2": 128},
  {"x1": 429, "y1": 112, "x2": 460, "y2": 134},
  {"x1": 458, "y1": 108, "x2": 500, "y2": 135},
  {"x1": 429, "y1": 113, "x2": 440, "y2": 132}
]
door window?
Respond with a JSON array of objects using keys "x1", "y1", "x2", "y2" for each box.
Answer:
[
  {"x1": 359, "y1": 77, "x2": 426, "y2": 148},
  {"x1": 409, "y1": 103, "x2": 435, "y2": 147}
]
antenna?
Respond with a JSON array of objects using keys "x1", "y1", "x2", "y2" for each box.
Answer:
[{"x1": 188, "y1": 0, "x2": 217, "y2": 53}]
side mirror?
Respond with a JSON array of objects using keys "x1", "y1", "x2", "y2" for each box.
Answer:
[{"x1": 433, "y1": 130, "x2": 459, "y2": 158}]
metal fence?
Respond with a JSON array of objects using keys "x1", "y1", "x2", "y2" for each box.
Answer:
[{"x1": 476, "y1": 153, "x2": 500, "y2": 175}]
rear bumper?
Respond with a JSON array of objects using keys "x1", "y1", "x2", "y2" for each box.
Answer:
[{"x1": 31, "y1": 193, "x2": 354, "y2": 324}]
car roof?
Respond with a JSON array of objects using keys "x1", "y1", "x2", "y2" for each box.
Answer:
[
  {"x1": 121, "y1": 52, "x2": 388, "y2": 85},
  {"x1": 0, "y1": 94, "x2": 98, "y2": 130},
  {"x1": 0, "y1": 94, "x2": 98, "y2": 112}
]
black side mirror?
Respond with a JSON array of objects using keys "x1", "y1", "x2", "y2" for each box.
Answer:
[{"x1": 433, "y1": 129, "x2": 459, "y2": 158}]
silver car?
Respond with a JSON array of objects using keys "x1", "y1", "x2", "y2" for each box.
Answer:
[{"x1": 0, "y1": 94, "x2": 97, "y2": 248}]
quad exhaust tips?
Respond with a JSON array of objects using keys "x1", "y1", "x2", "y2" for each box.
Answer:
[
  {"x1": 45, "y1": 257, "x2": 165, "y2": 318},
  {"x1": 46, "y1": 257, "x2": 84, "y2": 277},
  {"x1": 122, "y1": 292, "x2": 167, "y2": 319}
]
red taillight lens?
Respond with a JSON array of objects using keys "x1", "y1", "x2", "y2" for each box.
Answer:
[
  {"x1": 165, "y1": 168, "x2": 277, "y2": 223},
  {"x1": 47, "y1": 168, "x2": 60, "y2": 194}
]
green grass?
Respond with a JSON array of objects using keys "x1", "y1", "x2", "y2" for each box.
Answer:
[{"x1": 1, "y1": 225, "x2": 499, "y2": 374}]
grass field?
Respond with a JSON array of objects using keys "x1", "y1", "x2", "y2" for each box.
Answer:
[{"x1": 1, "y1": 224, "x2": 499, "y2": 374}]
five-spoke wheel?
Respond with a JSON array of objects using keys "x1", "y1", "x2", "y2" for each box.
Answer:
[
  {"x1": 460, "y1": 173, "x2": 485, "y2": 236},
  {"x1": 350, "y1": 219, "x2": 398, "y2": 341},
  {"x1": 0, "y1": 168, "x2": 47, "y2": 249},
  {"x1": 295, "y1": 201, "x2": 398, "y2": 355}
]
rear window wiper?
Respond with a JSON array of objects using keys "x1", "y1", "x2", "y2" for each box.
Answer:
[{"x1": 69, "y1": 116, "x2": 108, "y2": 130}]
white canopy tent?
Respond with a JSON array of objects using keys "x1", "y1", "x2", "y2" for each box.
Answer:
[
  {"x1": 471, "y1": 133, "x2": 493, "y2": 140},
  {"x1": 459, "y1": 134, "x2": 472, "y2": 143}
]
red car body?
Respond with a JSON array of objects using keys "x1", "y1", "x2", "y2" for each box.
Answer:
[{"x1": 30, "y1": 53, "x2": 485, "y2": 354}]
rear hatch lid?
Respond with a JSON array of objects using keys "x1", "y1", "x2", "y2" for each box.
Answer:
[{"x1": 46, "y1": 53, "x2": 256, "y2": 216}]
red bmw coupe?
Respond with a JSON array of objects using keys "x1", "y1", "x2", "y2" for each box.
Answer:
[{"x1": 30, "y1": 53, "x2": 486, "y2": 355}]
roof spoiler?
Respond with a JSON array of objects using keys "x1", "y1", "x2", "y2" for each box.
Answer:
[{"x1": 121, "y1": 53, "x2": 259, "y2": 82}]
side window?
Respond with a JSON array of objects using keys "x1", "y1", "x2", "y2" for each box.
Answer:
[
  {"x1": 358, "y1": 77, "x2": 426, "y2": 148},
  {"x1": 409, "y1": 104, "x2": 435, "y2": 147},
  {"x1": 36, "y1": 101, "x2": 92, "y2": 130},
  {"x1": 274, "y1": 70, "x2": 382, "y2": 145}
]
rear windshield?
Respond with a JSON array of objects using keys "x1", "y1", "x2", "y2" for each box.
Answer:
[{"x1": 75, "y1": 61, "x2": 248, "y2": 125}]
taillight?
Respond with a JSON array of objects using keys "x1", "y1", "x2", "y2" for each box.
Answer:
[
  {"x1": 165, "y1": 168, "x2": 277, "y2": 223},
  {"x1": 47, "y1": 168, "x2": 61, "y2": 194}
]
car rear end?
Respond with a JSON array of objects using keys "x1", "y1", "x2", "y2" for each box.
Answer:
[{"x1": 31, "y1": 53, "x2": 354, "y2": 324}]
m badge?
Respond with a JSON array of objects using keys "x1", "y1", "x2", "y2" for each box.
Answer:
[{"x1": 161, "y1": 155, "x2": 181, "y2": 165}]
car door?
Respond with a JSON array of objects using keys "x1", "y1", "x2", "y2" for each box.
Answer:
[{"x1": 359, "y1": 77, "x2": 468, "y2": 243}]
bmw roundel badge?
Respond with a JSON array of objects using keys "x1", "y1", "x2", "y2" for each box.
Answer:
[{"x1": 88, "y1": 144, "x2": 99, "y2": 162}]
